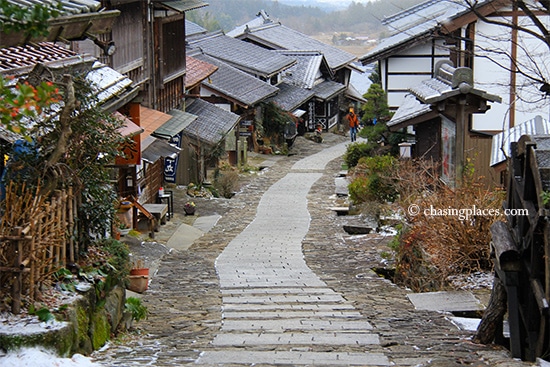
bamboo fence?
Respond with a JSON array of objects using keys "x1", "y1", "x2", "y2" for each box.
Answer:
[{"x1": 0, "y1": 182, "x2": 79, "y2": 313}]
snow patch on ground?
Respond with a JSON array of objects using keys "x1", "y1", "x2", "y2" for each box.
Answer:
[{"x1": 0, "y1": 347, "x2": 100, "y2": 367}]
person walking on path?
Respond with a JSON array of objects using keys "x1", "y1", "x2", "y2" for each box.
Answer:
[{"x1": 346, "y1": 108, "x2": 359, "y2": 142}]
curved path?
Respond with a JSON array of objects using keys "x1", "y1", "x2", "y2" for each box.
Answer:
[{"x1": 196, "y1": 142, "x2": 390, "y2": 366}]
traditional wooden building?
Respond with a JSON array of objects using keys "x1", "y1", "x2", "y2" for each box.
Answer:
[
  {"x1": 227, "y1": 10, "x2": 359, "y2": 132},
  {"x1": 359, "y1": 0, "x2": 550, "y2": 133},
  {"x1": 388, "y1": 61, "x2": 501, "y2": 187}
]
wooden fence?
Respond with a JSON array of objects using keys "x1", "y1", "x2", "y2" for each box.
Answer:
[{"x1": 0, "y1": 183, "x2": 79, "y2": 313}]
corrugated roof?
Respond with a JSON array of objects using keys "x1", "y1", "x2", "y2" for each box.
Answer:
[
  {"x1": 187, "y1": 32, "x2": 295, "y2": 78},
  {"x1": 267, "y1": 82, "x2": 315, "y2": 112},
  {"x1": 194, "y1": 53, "x2": 279, "y2": 106},
  {"x1": 141, "y1": 135, "x2": 180, "y2": 163},
  {"x1": 153, "y1": 109, "x2": 197, "y2": 139},
  {"x1": 491, "y1": 115, "x2": 550, "y2": 166},
  {"x1": 183, "y1": 99, "x2": 240, "y2": 146},
  {"x1": 228, "y1": 11, "x2": 356, "y2": 72}
]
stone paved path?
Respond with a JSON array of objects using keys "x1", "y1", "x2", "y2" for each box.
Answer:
[
  {"x1": 197, "y1": 142, "x2": 389, "y2": 366},
  {"x1": 92, "y1": 134, "x2": 531, "y2": 367}
]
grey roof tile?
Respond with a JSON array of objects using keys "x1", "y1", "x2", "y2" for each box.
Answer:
[
  {"x1": 360, "y1": 0, "x2": 495, "y2": 64},
  {"x1": 183, "y1": 99, "x2": 240, "y2": 145},
  {"x1": 267, "y1": 82, "x2": 315, "y2": 111},
  {"x1": 228, "y1": 12, "x2": 356, "y2": 71},
  {"x1": 194, "y1": 53, "x2": 279, "y2": 106},
  {"x1": 188, "y1": 32, "x2": 295, "y2": 78},
  {"x1": 276, "y1": 50, "x2": 327, "y2": 89},
  {"x1": 311, "y1": 80, "x2": 346, "y2": 101}
]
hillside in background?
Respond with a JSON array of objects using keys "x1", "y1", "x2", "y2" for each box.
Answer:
[
  {"x1": 187, "y1": 0, "x2": 426, "y2": 36},
  {"x1": 187, "y1": 0, "x2": 425, "y2": 56}
]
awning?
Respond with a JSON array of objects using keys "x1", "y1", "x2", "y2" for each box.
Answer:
[
  {"x1": 140, "y1": 106, "x2": 173, "y2": 138},
  {"x1": 153, "y1": 109, "x2": 198, "y2": 140},
  {"x1": 141, "y1": 136, "x2": 180, "y2": 163},
  {"x1": 159, "y1": 0, "x2": 208, "y2": 13},
  {"x1": 292, "y1": 109, "x2": 306, "y2": 118}
]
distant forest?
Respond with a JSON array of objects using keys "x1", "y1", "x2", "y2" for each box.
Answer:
[{"x1": 187, "y1": 0, "x2": 426, "y2": 38}]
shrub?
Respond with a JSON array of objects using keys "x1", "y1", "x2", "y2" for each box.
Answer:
[
  {"x1": 391, "y1": 159, "x2": 504, "y2": 292},
  {"x1": 213, "y1": 168, "x2": 239, "y2": 198},
  {"x1": 344, "y1": 142, "x2": 372, "y2": 168},
  {"x1": 348, "y1": 155, "x2": 398, "y2": 203}
]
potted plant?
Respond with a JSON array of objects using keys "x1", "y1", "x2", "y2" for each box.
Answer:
[
  {"x1": 119, "y1": 222, "x2": 131, "y2": 236},
  {"x1": 184, "y1": 201, "x2": 196, "y2": 215},
  {"x1": 128, "y1": 260, "x2": 149, "y2": 293}
]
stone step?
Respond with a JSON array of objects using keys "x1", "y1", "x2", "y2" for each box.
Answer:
[
  {"x1": 221, "y1": 318, "x2": 373, "y2": 331},
  {"x1": 196, "y1": 350, "x2": 390, "y2": 366},
  {"x1": 222, "y1": 310, "x2": 363, "y2": 319},
  {"x1": 222, "y1": 303, "x2": 356, "y2": 311},
  {"x1": 220, "y1": 287, "x2": 338, "y2": 295},
  {"x1": 211, "y1": 331, "x2": 380, "y2": 346},
  {"x1": 222, "y1": 294, "x2": 346, "y2": 304}
]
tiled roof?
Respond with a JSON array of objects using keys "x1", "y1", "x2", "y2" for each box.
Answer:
[
  {"x1": 267, "y1": 82, "x2": 315, "y2": 112},
  {"x1": 4, "y1": 0, "x2": 101, "y2": 15},
  {"x1": 228, "y1": 12, "x2": 356, "y2": 71},
  {"x1": 186, "y1": 20, "x2": 207, "y2": 37},
  {"x1": 359, "y1": 0, "x2": 496, "y2": 65},
  {"x1": 158, "y1": 0, "x2": 208, "y2": 13},
  {"x1": 186, "y1": 56, "x2": 218, "y2": 89},
  {"x1": 388, "y1": 93, "x2": 433, "y2": 129},
  {"x1": 140, "y1": 106, "x2": 173, "y2": 139},
  {"x1": 276, "y1": 51, "x2": 327, "y2": 89},
  {"x1": 0, "y1": 42, "x2": 83, "y2": 72},
  {"x1": 1, "y1": 1, "x2": 120, "y2": 47},
  {"x1": 0, "y1": 42, "x2": 138, "y2": 113},
  {"x1": 187, "y1": 32, "x2": 295, "y2": 78},
  {"x1": 183, "y1": 99, "x2": 240, "y2": 146},
  {"x1": 194, "y1": 53, "x2": 279, "y2": 106},
  {"x1": 311, "y1": 80, "x2": 346, "y2": 101}
]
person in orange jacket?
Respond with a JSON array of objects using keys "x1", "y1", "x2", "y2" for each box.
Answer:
[{"x1": 346, "y1": 108, "x2": 359, "y2": 142}]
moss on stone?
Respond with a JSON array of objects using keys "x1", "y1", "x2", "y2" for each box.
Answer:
[{"x1": 90, "y1": 309, "x2": 111, "y2": 350}]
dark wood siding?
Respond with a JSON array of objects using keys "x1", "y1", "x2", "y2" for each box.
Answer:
[
  {"x1": 161, "y1": 19, "x2": 185, "y2": 80},
  {"x1": 414, "y1": 119, "x2": 441, "y2": 161},
  {"x1": 111, "y1": 3, "x2": 144, "y2": 73}
]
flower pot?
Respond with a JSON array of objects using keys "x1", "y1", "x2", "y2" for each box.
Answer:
[
  {"x1": 184, "y1": 207, "x2": 195, "y2": 215},
  {"x1": 130, "y1": 268, "x2": 149, "y2": 276},
  {"x1": 119, "y1": 228, "x2": 131, "y2": 236},
  {"x1": 127, "y1": 275, "x2": 148, "y2": 293}
]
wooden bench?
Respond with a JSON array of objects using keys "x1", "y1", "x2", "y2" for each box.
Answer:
[{"x1": 130, "y1": 199, "x2": 168, "y2": 238}]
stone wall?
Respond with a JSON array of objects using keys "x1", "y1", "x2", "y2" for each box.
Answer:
[{"x1": 0, "y1": 285, "x2": 129, "y2": 357}]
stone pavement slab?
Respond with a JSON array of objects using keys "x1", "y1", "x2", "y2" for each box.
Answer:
[
  {"x1": 196, "y1": 350, "x2": 390, "y2": 366},
  {"x1": 407, "y1": 290, "x2": 484, "y2": 312}
]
